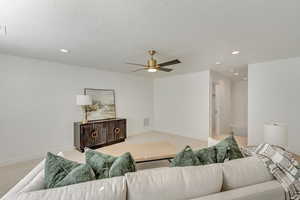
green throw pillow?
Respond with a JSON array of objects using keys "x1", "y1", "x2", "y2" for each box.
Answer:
[
  {"x1": 171, "y1": 146, "x2": 201, "y2": 167},
  {"x1": 45, "y1": 152, "x2": 95, "y2": 189},
  {"x1": 194, "y1": 146, "x2": 217, "y2": 165},
  {"x1": 109, "y1": 152, "x2": 136, "y2": 177},
  {"x1": 85, "y1": 150, "x2": 115, "y2": 179},
  {"x1": 215, "y1": 135, "x2": 243, "y2": 163},
  {"x1": 85, "y1": 150, "x2": 136, "y2": 179}
]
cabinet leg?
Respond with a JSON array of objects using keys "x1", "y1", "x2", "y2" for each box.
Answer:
[{"x1": 77, "y1": 147, "x2": 84, "y2": 153}]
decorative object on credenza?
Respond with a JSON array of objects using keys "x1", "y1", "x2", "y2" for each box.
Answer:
[
  {"x1": 74, "y1": 118, "x2": 126, "y2": 152},
  {"x1": 84, "y1": 88, "x2": 116, "y2": 121},
  {"x1": 264, "y1": 121, "x2": 288, "y2": 149},
  {"x1": 76, "y1": 95, "x2": 92, "y2": 124}
]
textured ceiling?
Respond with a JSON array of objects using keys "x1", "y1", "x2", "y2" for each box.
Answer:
[{"x1": 1, "y1": 0, "x2": 300, "y2": 77}]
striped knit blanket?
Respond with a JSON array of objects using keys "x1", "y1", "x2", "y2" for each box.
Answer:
[{"x1": 253, "y1": 144, "x2": 300, "y2": 200}]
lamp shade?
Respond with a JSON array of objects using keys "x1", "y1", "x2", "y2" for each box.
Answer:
[
  {"x1": 76, "y1": 95, "x2": 92, "y2": 106},
  {"x1": 264, "y1": 122, "x2": 288, "y2": 148}
]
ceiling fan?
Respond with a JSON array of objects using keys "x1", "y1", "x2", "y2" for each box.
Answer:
[{"x1": 126, "y1": 50, "x2": 181, "y2": 73}]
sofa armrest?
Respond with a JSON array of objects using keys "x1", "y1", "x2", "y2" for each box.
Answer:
[
  {"x1": 1, "y1": 159, "x2": 45, "y2": 200},
  {"x1": 1, "y1": 152, "x2": 64, "y2": 200}
]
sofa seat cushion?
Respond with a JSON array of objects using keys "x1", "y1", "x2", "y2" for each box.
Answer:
[
  {"x1": 15, "y1": 176, "x2": 127, "y2": 200},
  {"x1": 191, "y1": 181, "x2": 285, "y2": 200},
  {"x1": 126, "y1": 164, "x2": 223, "y2": 200},
  {"x1": 222, "y1": 156, "x2": 274, "y2": 191}
]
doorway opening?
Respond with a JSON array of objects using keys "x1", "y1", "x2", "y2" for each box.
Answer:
[{"x1": 210, "y1": 67, "x2": 248, "y2": 144}]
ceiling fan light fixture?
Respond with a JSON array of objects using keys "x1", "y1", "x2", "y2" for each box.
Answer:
[
  {"x1": 232, "y1": 50, "x2": 240, "y2": 55},
  {"x1": 60, "y1": 49, "x2": 69, "y2": 53},
  {"x1": 148, "y1": 68, "x2": 157, "y2": 73}
]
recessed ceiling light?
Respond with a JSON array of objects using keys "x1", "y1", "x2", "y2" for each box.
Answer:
[
  {"x1": 60, "y1": 49, "x2": 69, "y2": 53},
  {"x1": 148, "y1": 68, "x2": 157, "y2": 73},
  {"x1": 233, "y1": 72, "x2": 239, "y2": 76},
  {"x1": 232, "y1": 50, "x2": 240, "y2": 55},
  {"x1": 215, "y1": 62, "x2": 221, "y2": 65},
  {"x1": 243, "y1": 77, "x2": 248, "y2": 81}
]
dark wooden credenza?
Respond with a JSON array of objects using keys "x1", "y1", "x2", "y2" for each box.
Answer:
[{"x1": 74, "y1": 118, "x2": 126, "y2": 152}]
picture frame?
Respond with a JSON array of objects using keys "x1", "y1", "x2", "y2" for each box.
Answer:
[{"x1": 84, "y1": 88, "x2": 116, "y2": 121}]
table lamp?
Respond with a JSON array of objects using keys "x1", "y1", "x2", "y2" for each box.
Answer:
[
  {"x1": 264, "y1": 122, "x2": 288, "y2": 149},
  {"x1": 76, "y1": 95, "x2": 92, "y2": 124}
]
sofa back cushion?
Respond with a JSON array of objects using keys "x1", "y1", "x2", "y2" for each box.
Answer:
[
  {"x1": 191, "y1": 181, "x2": 285, "y2": 200},
  {"x1": 125, "y1": 164, "x2": 223, "y2": 200},
  {"x1": 16, "y1": 176, "x2": 127, "y2": 200},
  {"x1": 222, "y1": 156, "x2": 274, "y2": 191}
]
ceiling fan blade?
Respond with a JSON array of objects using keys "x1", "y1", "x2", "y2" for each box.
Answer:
[
  {"x1": 158, "y1": 59, "x2": 181, "y2": 67},
  {"x1": 126, "y1": 62, "x2": 147, "y2": 67},
  {"x1": 158, "y1": 67, "x2": 173, "y2": 72},
  {"x1": 131, "y1": 68, "x2": 147, "y2": 72}
]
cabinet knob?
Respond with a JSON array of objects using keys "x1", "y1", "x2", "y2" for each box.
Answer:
[
  {"x1": 91, "y1": 131, "x2": 98, "y2": 138},
  {"x1": 114, "y1": 128, "x2": 121, "y2": 134}
]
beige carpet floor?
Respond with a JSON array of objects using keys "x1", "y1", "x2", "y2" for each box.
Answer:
[{"x1": 0, "y1": 131, "x2": 207, "y2": 198}]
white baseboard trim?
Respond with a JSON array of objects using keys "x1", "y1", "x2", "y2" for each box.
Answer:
[{"x1": 0, "y1": 145, "x2": 74, "y2": 167}]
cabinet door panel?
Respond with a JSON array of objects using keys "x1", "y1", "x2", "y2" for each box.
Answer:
[
  {"x1": 81, "y1": 124, "x2": 94, "y2": 147},
  {"x1": 107, "y1": 121, "x2": 116, "y2": 143},
  {"x1": 94, "y1": 123, "x2": 107, "y2": 145}
]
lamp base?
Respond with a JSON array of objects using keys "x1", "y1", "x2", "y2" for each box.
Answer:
[{"x1": 80, "y1": 106, "x2": 88, "y2": 124}]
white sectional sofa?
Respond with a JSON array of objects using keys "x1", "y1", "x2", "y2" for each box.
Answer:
[{"x1": 1, "y1": 156, "x2": 285, "y2": 200}]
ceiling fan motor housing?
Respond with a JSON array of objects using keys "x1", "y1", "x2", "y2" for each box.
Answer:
[{"x1": 147, "y1": 59, "x2": 157, "y2": 68}]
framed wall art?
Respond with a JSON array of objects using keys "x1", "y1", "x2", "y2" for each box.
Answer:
[{"x1": 84, "y1": 88, "x2": 116, "y2": 121}]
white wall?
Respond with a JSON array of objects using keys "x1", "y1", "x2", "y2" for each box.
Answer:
[
  {"x1": 153, "y1": 71, "x2": 210, "y2": 140},
  {"x1": 0, "y1": 54, "x2": 153, "y2": 166},
  {"x1": 231, "y1": 80, "x2": 248, "y2": 136},
  {"x1": 248, "y1": 57, "x2": 300, "y2": 154}
]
